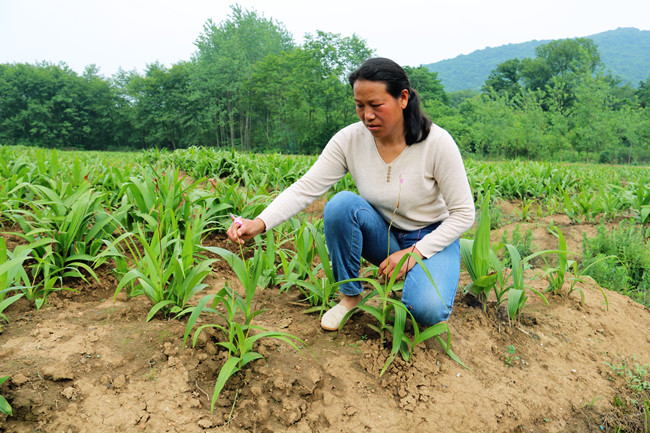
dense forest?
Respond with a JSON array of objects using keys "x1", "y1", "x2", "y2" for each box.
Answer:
[
  {"x1": 1, "y1": 6, "x2": 649, "y2": 164},
  {"x1": 427, "y1": 27, "x2": 650, "y2": 92}
]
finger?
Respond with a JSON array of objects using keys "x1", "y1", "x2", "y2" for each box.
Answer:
[
  {"x1": 378, "y1": 260, "x2": 388, "y2": 276},
  {"x1": 383, "y1": 263, "x2": 394, "y2": 278},
  {"x1": 236, "y1": 227, "x2": 246, "y2": 242},
  {"x1": 226, "y1": 225, "x2": 235, "y2": 241},
  {"x1": 228, "y1": 224, "x2": 244, "y2": 243}
]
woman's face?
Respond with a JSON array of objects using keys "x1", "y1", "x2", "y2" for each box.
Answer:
[{"x1": 353, "y1": 79, "x2": 408, "y2": 143}]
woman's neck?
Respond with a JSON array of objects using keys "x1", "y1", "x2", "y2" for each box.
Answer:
[
  {"x1": 375, "y1": 138, "x2": 407, "y2": 164},
  {"x1": 374, "y1": 128, "x2": 407, "y2": 148}
]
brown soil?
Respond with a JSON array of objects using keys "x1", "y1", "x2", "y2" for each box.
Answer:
[{"x1": 1, "y1": 212, "x2": 649, "y2": 433}]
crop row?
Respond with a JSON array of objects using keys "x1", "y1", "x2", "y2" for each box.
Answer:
[{"x1": 1, "y1": 145, "x2": 648, "y2": 413}]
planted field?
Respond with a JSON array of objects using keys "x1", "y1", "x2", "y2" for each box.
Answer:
[{"x1": 1, "y1": 146, "x2": 649, "y2": 432}]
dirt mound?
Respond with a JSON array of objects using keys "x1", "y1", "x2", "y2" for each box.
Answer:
[{"x1": 1, "y1": 232, "x2": 649, "y2": 432}]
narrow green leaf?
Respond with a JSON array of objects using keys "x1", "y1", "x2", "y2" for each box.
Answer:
[
  {"x1": 183, "y1": 294, "x2": 218, "y2": 346},
  {"x1": 146, "y1": 300, "x2": 176, "y2": 321},
  {"x1": 211, "y1": 357, "x2": 241, "y2": 412}
]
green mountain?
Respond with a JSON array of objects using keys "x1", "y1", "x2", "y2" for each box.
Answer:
[{"x1": 425, "y1": 27, "x2": 650, "y2": 92}]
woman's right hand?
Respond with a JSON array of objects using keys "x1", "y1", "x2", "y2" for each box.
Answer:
[{"x1": 226, "y1": 217, "x2": 266, "y2": 245}]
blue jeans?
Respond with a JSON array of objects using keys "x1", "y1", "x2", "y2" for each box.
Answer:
[{"x1": 323, "y1": 191, "x2": 460, "y2": 326}]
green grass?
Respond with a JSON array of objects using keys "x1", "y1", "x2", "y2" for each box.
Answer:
[{"x1": 581, "y1": 220, "x2": 650, "y2": 307}]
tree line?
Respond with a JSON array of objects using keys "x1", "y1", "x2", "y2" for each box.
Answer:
[{"x1": 1, "y1": 5, "x2": 649, "y2": 164}]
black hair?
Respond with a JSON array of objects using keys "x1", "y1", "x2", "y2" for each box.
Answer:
[{"x1": 348, "y1": 57, "x2": 431, "y2": 145}]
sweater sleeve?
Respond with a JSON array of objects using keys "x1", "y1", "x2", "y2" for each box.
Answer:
[
  {"x1": 414, "y1": 129, "x2": 475, "y2": 258},
  {"x1": 256, "y1": 134, "x2": 349, "y2": 231}
]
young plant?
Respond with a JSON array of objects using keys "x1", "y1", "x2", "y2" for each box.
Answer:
[
  {"x1": 1, "y1": 233, "x2": 76, "y2": 309},
  {"x1": 461, "y1": 196, "x2": 500, "y2": 310},
  {"x1": 0, "y1": 376, "x2": 11, "y2": 416},
  {"x1": 628, "y1": 182, "x2": 650, "y2": 236},
  {"x1": 516, "y1": 199, "x2": 536, "y2": 221},
  {"x1": 562, "y1": 190, "x2": 580, "y2": 223},
  {"x1": 287, "y1": 221, "x2": 338, "y2": 315},
  {"x1": 339, "y1": 252, "x2": 466, "y2": 375},
  {"x1": 503, "y1": 243, "x2": 550, "y2": 321},
  {"x1": 542, "y1": 226, "x2": 577, "y2": 295},
  {"x1": 503, "y1": 345, "x2": 520, "y2": 367},
  {"x1": 566, "y1": 258, "x2": 611, "y2": 308},
  {"x1": 0, "y1": 237, "x2": 31, "y2": 321},
  {"x1": 251, "y1": 230, "x2": 287, "y2": 289},
  {"x1": 205, "y1": 179, "x2": 270, "y2": 231},
  {"x1": 119, "y1": 166, "x2": 199, "y2": 235},
  {"x1": 290, "y1": 219, "x2": 320, "y2": 280},
  {"x1": 184, "y1": 246, "x2": 308, "y2": 411},
  {"x1": 8, "y1": 180, "x2": 109, "y2": 290},
  {"x1": 575, "y1": 189, "x2": 602, "y2": 222},
  {"x1": 105, "y1": 211, "x2": 215, "y2": 320}
]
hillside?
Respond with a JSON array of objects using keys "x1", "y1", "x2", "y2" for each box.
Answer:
[{"x1": 426, "y1": 27, "x2": 650, "y2": 92}]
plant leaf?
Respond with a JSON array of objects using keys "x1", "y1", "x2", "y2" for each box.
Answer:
[{"x1": 211, "y1": 357, "x2": 241, "y2": 412}]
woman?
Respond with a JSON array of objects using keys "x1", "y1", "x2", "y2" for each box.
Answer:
[{"x1": 226, "y1": 57, "x2": 475, "y2": 331}]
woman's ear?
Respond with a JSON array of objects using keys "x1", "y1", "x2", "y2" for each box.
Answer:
[{"x1": 400, "y1": 89, "x2": 409, "y2": 109}]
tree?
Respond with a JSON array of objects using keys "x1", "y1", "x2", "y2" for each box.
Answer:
[
  {"x1": 0, "y1": 62, "x2": 122, "y2": 149},
  {"x1": 80, "y1": 65, "x2": 124, "y2": 150},
  {"x1": 191, "y1": 5, "x2": 294, "y2": 149},
  {"x1": 482, "y1": 58, "x2": 523, "y2": 101},
  {"x1": 637, "y1": 77, "x2": 650, "y2": 108},
  {"x1": 403, "y1": 65, "x2": 448, "y2": 105},
  {"x1": 248, "y1": 32, "x2": 373, "y2": 154},
  {"x1": 519, "y1": 38, "x2": 602, "y2": 111},
  {"x1": 301, "y1": 31, "x2": 373, "y2": 144},
  {"x1": 569, "y1": 75, "x2": 617, "y2": 162},
  {"x1": 534, "y1": 38, "x2": 601, "y2": 77},
  {"x1": 125, "y1": 61, "x2": 201, "y2": 149}
]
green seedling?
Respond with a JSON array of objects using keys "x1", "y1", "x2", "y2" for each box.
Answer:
[
  {"x1": 567, "y1": 257, "x2": 611, "y2": 308},
  {"x1": 184, "y1": 246, "x2": 310, "y2": 411},
  {"x1": 338, "y1": 252, "x2": 466, "y2": 375},
  {"x1": 0, "y1": 376, "x2": 11, "y2": 415},
  {"x1": 0, "y1": 237, "x2": 29, "y2": 318},
  {"x1": 504, "y1": 243, "x2": 550, "y2": 321},
  {"x1": 461, "y1": 195, "x2": 500, "y2": 310},
  {"x1": 542, "y1": 226, "x2": 576, "y2": 295},
  {"x1": 100, "y1": 210, "x2": 215, "y2": 320},
  {"x1": 503, "y1": 345, "x2": 520, "y2": 366},
  {"x1": 7, "y1": 180, "x2": 108, "y2": 305}
]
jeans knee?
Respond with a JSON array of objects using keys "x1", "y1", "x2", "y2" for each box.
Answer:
[
  {"x1": 404, "y1": 296, "x2": 453, "y2": 327},
  {"x1": 324, "y1": 191, "x2": 357, "y2": 225}
]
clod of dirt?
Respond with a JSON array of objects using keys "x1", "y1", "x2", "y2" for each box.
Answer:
[
  {"x1": 11, "y1": 373, "x2": 30, "y2": 386},
  {"x1": 61, "y1": 386, "x2": 78, "y2": 400},
  {"x1": 41, "y1": 364, "x2": 75, "y2": 381}
]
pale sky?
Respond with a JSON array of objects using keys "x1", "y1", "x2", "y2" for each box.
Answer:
[{"x1": 1, "y1": 0, "x2": 649, "y2": 78}]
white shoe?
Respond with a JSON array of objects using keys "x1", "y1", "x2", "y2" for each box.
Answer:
[{"x1": 320, "y1": 303, "x2": 351, "y2": 331}]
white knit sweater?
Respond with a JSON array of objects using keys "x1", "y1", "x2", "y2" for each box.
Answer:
[{"x1": 257, "y1": 121, "x2": 475, "y2": 258}]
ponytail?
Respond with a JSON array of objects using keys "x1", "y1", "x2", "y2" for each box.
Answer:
[{"x1": 403, "y1": 88, "x2": 431, "y2": 145}]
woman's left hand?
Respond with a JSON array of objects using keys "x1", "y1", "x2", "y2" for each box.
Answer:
[{"x1": 378, "y1": 246, "x2": 424, "y2": 281}]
